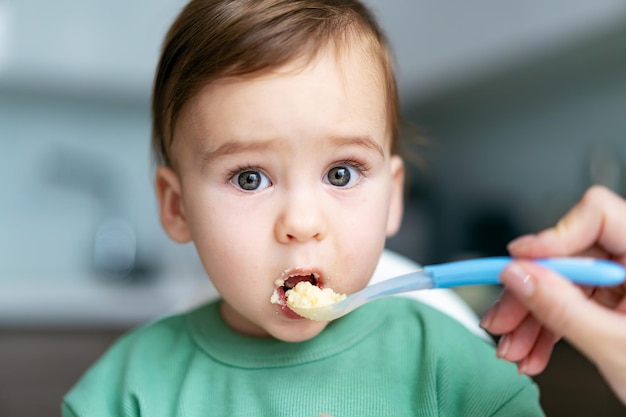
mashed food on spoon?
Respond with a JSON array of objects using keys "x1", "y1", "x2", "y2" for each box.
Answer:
[{"x1": 285, "y1": 281, "x2": 346, "y2": 309}]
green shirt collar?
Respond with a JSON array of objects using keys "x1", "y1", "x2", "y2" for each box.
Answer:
[{"x1": 187, "y1": 299, "x2": 386, "y2": 369}]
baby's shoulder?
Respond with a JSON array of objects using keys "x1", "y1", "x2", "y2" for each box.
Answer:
[
  {"x1": 124, "y1": 310, "x2": 191, "y2": 346},
  {"x1": 382, "y1": 296, "x2": 482, "y2": 337},
  {"x1": 63, "y1": 306, "x2": 207, "y2": 415},
  {"x1": 385, "y1": 297, "x2": 495, "y2": 360},
  {"x1": 380, "y1": 298, "x2": 542, "y2": 415},
  {"x1": 107, "y1": 305, "x2": 204, "y2": 368},
  {"x1": 99, "y1": 305, "x2": 209, "y2": 372}
]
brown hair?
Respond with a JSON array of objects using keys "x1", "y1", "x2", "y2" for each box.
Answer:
[{"x1": 151, "y1": 0, "x2": 400, "y2": 167}]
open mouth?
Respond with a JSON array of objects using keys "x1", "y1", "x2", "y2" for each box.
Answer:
[
  {"x1": 280, "y1": 273, "x2": 319, "y2": 292},
  {"x1": 270, "y1": 270, "x2": 321, "y2": 314}
]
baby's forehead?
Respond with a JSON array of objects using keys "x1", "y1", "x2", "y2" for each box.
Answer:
[
  {"x1": 170, "y1": 47, "x2": 392, "y2": 163},
  {"x1": 192, "y1": 42, "x2": 387, "y2": 107},
  {"x1": 182, "y1": 50, "x2": 387, "y2": 131},
  {"x1": 161, "y1": 36, "x2": 397, "y2": 168}
]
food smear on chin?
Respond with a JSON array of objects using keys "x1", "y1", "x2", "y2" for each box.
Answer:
[{"x1": 285, "y1": 281, "x2": 346, "y2": 309}]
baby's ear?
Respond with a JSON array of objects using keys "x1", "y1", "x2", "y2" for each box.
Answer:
[
  {"x1": 386, "y1": 155, "x2": 405, "y2": 237},
  {"x1": 155, "y1": 166, "x2": 192, "y2": 243}
]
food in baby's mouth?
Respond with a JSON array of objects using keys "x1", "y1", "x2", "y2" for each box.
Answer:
[{"x1": 285, "y1": 281, "x2": 346, "y2": 309}]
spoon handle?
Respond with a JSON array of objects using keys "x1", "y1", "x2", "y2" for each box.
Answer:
[{"x1": 424, "y1": 257, "x2": 626, "y2": 288}]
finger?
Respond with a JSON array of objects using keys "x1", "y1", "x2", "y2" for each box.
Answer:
[
  {"x1": 508, "y1": 186, "x2": 626, "y2": 258},
  {"x1": 500, "y1": 260, "x2": 619, "y2": 361},
  {"x1": 578, "y1": 244, "x2": 611, "y2": 260},
  {"x1": 517, "y1": 327, "x2": 559, "y2": 376},
  {"x1": 592, "y1": 285, "x2": 626, "y2": 310},
  {"x1": 480, "y1": 289, "x2": 531, "y2": 335},
  {"x1": 496, "y1": 314, "x2": 542, "y2": 362}
]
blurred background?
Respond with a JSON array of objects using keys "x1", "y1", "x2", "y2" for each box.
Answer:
[{"x1": 1, "y1": 0, "x2": 625, "y2": 415}]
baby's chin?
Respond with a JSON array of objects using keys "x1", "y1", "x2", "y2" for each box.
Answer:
[
  {"x1": 265, "y1": 319, "x2": 330, "y2": 343},
  {"x1": 219, "y1": 300, "x2": 329, "y2": 341}
]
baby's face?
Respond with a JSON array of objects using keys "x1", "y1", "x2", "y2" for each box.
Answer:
[{"x1": 159, "y1": 46, "x2": 404, "y2": 341}]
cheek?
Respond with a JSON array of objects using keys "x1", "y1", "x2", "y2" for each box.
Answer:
[
  {"x1": 194, "y1": 220, "x2": 271, "y2": 305},
  {"x1": 345, "y1": 179, "x2": 392, "y2": 237},
  {"x1": 331, "y1": 185, "x2": 391, "y2": 282},
  {"x1": 183, "y1": 192, "x2": 271, "y2": 285}
]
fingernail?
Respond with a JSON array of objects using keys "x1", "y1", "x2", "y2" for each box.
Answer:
[
  {"x1": 497, "y1": 334, "x2": 511, "y2": 358},
  {"x1": 518, "y1": 358, "x2": 529, "y2": 375},
  {"x1": 507, "y1": 234, "x2": 534, "y2": 252},
  {"x1": 480, "y1": 302, "x2": 497, "y2": 330},
  {"x1": 500, "y1": 263, "x2": 535, "y2": 298}
]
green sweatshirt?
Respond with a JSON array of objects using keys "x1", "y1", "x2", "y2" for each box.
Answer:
[{"x1": 63, "y1": 297, "x2": 544, "y2": 416}]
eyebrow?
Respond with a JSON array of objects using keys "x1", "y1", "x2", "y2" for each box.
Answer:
[
  {"x1": 199, "y1": 134, "x2": 385, "y2": 165},
  {"x1": 199, "y1": 139, "x2": 279, "y2": 165},
  {"x1": 334, "y1": 134, "x2": 385, "y2": 158}
]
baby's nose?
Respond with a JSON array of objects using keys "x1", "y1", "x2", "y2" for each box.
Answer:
[{"x1": 274, "y1": 190, "x2": 326, "y2": 244}]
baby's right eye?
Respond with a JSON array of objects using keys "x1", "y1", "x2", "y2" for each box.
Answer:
[{"x1": 231, "y1": 169, "x2": 271, "y2": 191}]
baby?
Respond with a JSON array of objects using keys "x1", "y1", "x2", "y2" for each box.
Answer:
[{"x1": 63, "y1": 1, "x2": 545, "y2": 415}]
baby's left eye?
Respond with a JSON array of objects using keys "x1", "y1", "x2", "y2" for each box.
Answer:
[{"x1": 326, "y1": 165, "x2": 360, "y2": 187}]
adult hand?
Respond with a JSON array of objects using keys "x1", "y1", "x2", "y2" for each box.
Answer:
[{"x1": 480, "y1": 186, "x2": 626, "y2": 405}]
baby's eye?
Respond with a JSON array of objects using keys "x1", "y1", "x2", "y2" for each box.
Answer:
[
  {"x1": 232, "y1": 169, "x2": 271, "y2": 191},
  {"x1": 326, "y1": 165, "x2": 360, "y2": 187}
]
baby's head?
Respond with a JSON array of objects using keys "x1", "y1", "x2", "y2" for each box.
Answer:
[{"x1": 152, "y1": 0, "x2": 405, "y2": 342}]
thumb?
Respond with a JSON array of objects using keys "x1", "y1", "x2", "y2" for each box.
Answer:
[{"x1": 500, "y1": 260, "x2": 617, "y2": 361}]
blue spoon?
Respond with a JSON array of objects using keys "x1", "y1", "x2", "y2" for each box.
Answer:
[{"x1": 288, "y1": 257, "x2": 626, "y2": 321}]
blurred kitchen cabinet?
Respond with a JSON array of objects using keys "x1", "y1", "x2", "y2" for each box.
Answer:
[{"x1": 0, "y1": 327, "x2": 127, "y2": 417}]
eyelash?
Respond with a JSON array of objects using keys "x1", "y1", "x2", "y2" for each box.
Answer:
[
  {"x1": 332, "y1": 159, "x2": 370, "y2": 176},
  {"x1": 225, "y1": 164, "x2": 264, "y2": 181},
  {"x1": 224, "y1": 159, "x2": 371, "y2": 184}
]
